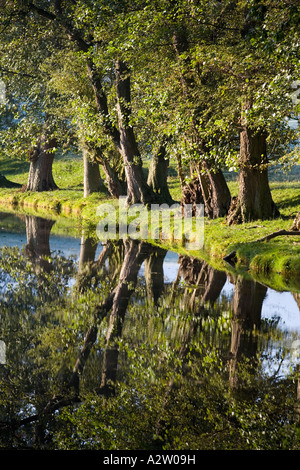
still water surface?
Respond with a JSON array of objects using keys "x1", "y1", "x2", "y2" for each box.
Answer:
[{"x1": 0, "y1": 211, "x2": 300, "y2": 450}]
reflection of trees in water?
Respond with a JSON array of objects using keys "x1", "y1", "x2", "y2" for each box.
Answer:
[
  {"x1": 24, "y1": 215, "x2": 55, "y2": 273},
  {"x1": 144, "y1": 247, "x2": 166, "y2": 306},
  {"x1": 229, "y1": 275, "x2": 267, "y2": 393},
  {"x1": 1, "y1": 216, "x2": 300, "y2": 449},
  {"x1": 294, "y1": 293, "x2": 300, "y2": 311},
  {"x1": 177, "y1": 255, "x2": 227, "y2": 312}
]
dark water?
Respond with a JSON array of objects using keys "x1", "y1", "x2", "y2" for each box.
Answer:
[{"x1": 0, "y1": 211, "x2": 300, "y2": 451}]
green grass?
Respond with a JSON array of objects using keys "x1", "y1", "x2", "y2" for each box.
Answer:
[{"x1": 1, "y1": 152, "x2": 300, "y2": 285}]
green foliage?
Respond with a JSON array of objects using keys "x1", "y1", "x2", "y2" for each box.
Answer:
[
  {"x1": 0, "y1": 0, "x2": 298, "y2": 172},
  {"x1": 0, "y1": 220, "x2": 300, "y2": 449}
]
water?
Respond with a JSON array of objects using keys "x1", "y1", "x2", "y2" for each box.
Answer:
[{"x1": 0, "y1": 211, "x2": 300, "y2": 451}]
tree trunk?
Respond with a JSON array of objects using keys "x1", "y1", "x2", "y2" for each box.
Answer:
[
  {"x1": 100, "y1": 159, "x2": 127, "y2": 198},
  {"x1": 94, "y1": 148, "x2": 127, "y2": 198},
  {"x1": 227, "y1": 109, "x2": 279, "y2": 224},
  {"x1": 116, "y1": 60, "x2": 155, "y2": 205},
  {"x1": 27, "y1": 138, "x2": 58, "y2": 192},
  {"x1": 291, "y1": 212, "x2": 300, "y2": 231},
  {"x1": 0, "y1": 174, "x2": 22, "y2": 188},
  {"x1": 83, "y1": 148, "x2": 106, "y2": 197},
  {"x1": 176, "y1": 154, "x2": 185, "y2": 190},
  {"x1": 181, "y1": 176, "x2": 204, "y2": 216},
  {"x1": 147, "y1": 144, "x2": 173, "y2": 205},
  {"x1": 197, "y1": 163, "x2": 231, "y2": 218},
  {"x1": 86, "y1": 58, "x2": 159, "y2": 205},
  {"x1": 173, "y1": 29, "x2": 231, "y2": 218}
]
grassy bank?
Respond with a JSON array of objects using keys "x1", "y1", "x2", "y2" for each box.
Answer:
[{"x1": 1, "y1": 154, "x2": 300, "y2": 285}]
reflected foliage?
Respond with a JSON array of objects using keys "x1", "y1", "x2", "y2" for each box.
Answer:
[{"x1": 0, "y1": 215, "x2": 300, "y2": 450}]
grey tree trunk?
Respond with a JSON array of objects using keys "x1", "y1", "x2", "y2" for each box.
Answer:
[
  {"x1": 93, "y1": 147, "x2": 127, "y2": 198},
  {"x1": 100, "y1": 159, "x2": 127, "y2": 198}
]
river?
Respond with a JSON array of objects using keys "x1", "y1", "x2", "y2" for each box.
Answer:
[{"x1": 0, "y1": 211, "x2": 300, "y2": 450}]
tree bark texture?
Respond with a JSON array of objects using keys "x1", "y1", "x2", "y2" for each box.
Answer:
[
  {"x1": 197, "y1": 163, "x2": 231, "y2": 218},
  {"x1": 147, "y1": 144, "x2": 173, "y2": 205},
  {"x1": 83, "y1": 148, "x2": 106, "y2": 197},
  {"x1": 227, "y1": 113, "x2": 279, "y2": 224},
  {"x1": 115, "y1": 60, "x2": 154, "y2": 205},
  {"x1": 93, "y1": 147, "x2": 127, "y2": 198},
  {"x1": 292, "y1": 212, "x2": 300, "y2": 231},
  {"x1": 27, "y1": 138, "x2": 58, "y2": 192},
  {"x1": 100, "y1": 158, "x2": 127, "y2": 198},
  {"x1": 181, "y1": 176, "x2": 204, "y2": 216}
]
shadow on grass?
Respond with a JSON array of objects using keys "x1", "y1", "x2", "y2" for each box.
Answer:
[
  {"x1": 0, "y1": 159, "x2": 29, "y2": 176},
  {"x1": 276, "y1": 194, "x2": 300, "y2": 211}
]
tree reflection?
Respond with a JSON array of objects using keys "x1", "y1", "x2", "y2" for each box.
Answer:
[
  {"x1": 0, "y1": 215, "x2": 300, "y2": 450},
  {"x1": 229, "y1": 275, "x2": 267, "y2": 393},
  {"x1": 24, "y1": 215, "x2": 55, "y2": 273},
  {"x1": 178, "y1": 255, "x2": 226, "y2": 312}
]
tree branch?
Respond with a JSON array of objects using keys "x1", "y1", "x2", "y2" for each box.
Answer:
[
  {"x1": 0, "y1": 66, "x2": 36, "y2": 79},
  {"x1": 27, "y1": 2, "x2": 120, "y2": 148},
  {"x1": 253, "y1": 229, "x2": 300, "y2": 243},
  {"x1": 27, "y1": 2, "x2": 56, "y2": 21}
]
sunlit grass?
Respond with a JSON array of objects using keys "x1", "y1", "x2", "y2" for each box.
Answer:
[{"x1": 1, "y1": 152, "x2": 300, "y2": 278}]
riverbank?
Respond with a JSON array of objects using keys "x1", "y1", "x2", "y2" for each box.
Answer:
[
  {"x1": 1, "y1": 178, "x2": 300, "y2": 288},
  {"x1": 1, "y1": 154, "x2": 300, "y2": 285}
]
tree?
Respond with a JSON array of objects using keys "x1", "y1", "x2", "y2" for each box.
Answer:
[
  {"x1": 143, "y1": 0, "x2": 299, "y2": 222},
  {"x1": 170, "y1": 23, "x2": 232, "y2": 218},
  {"x1": 82, "y1": 148, "x2": 106, "y2": 197},
  {"x1": 0, "y1": 6, "x2": 70, "y2": 193},
  {"x1": 26, "y1": 134, "x2": 59, "y2": 192},
  {"x1": 223, "y1": 0, "x2": 300, "y2": 223},
  {"x1": 17, "y1": 1, "x2": 162, "y2": 205},
  {"x1": 146, "y1": 142, "x2": 174, "y2": 205},
  {"x1": 2, "y1": 0, "x2": 298, "y2": 217}
]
